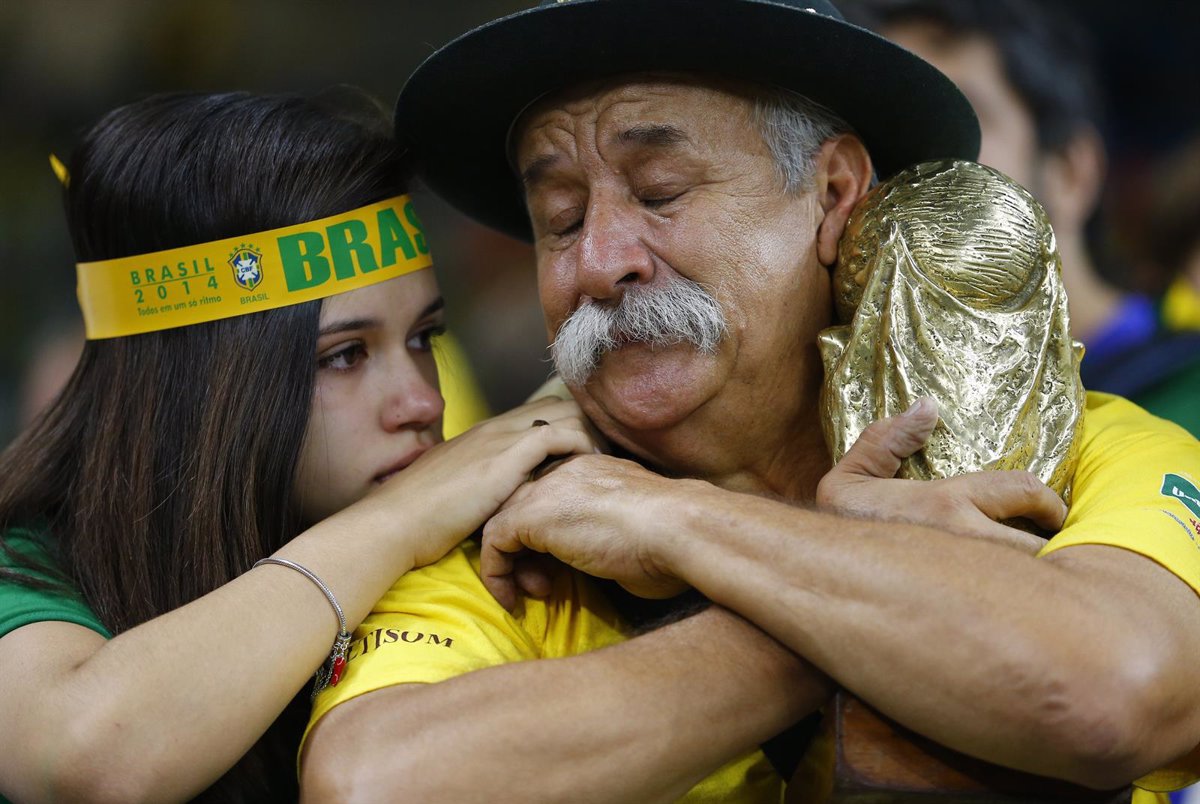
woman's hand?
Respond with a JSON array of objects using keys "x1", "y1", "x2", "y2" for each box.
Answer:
[{"x1": 347, "y1": 397, "x2": 604, "y2": 567}]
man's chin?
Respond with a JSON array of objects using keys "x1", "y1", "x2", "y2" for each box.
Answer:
[{"x1": 576, "y1": 342, "x2": 720, "y2": 434}]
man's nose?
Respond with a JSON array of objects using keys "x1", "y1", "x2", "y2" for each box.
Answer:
[
  {"x1": 380, "y1": 364, "x2": 445, "y2": 434},
  {"x1": 575, "y1": 198, "x2": 655, "y2": 301}
]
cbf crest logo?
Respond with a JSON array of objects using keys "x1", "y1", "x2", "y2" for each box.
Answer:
[{"x1": 229, "y1": 243, "x2": 263, "y2": 291}]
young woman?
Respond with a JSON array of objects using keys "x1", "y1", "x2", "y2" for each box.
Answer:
[{"x1": 0, "y1": 91, "x2": 596, "y2": 803}]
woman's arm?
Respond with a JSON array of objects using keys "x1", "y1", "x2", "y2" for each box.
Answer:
[{"x1": 0, "y1": 397, "x2": 597, "y2": 804}]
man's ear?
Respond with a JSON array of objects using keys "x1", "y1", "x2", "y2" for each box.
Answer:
[
  {"x1": 815, "y1": 135, "x2": 874, "y2": 267},
  {"x1": 1039, "y1": 125, "x2": 1106, "y2": 229}
]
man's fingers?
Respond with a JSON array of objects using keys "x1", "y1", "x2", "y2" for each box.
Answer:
[
  {"x1": 835, "y1": 397, "x2": 939, "y2": 480},
  {"x1": 480, "y1": 560, "x2": 518, "y2": 612},
  {"x1": 962, "y1": 470, "x2": 1068, "y2": 532},
  {"x1": 480, "y1": 521, "x2": 523, "y2": 611},
  {"x1": 482, "y1": 520, "x2": 558, "y2": 609},
  {"x1": 514, "y1": 554, "x2": 557, "y2": 599}
]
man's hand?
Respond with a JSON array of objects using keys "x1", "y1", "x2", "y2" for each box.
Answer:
[
  {"x1": 816, "y1": 398, "x2": 1067, "y2": 552},
  {"x1": 480, "y1": 454, "x2": 692, "y2": 610}
]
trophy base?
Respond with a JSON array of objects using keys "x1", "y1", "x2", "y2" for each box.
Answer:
[{"x1": 787, "y1": 692, "x2": 1131, "y2": 804}]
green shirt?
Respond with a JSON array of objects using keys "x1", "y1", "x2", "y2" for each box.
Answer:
[{"x1": 0, "y1": 529, "x2": 109, "y2": 640}]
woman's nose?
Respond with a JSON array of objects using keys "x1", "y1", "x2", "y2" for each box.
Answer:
[{"x1": 380, "y1": 364, "x2": 445, "y2": 433}]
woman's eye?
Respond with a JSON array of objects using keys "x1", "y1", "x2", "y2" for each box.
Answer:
[
  {"x1": 318, "y1": 343, "x2": 367, "y2": 372},
  {"x1": 408, "y1": 325, "x2": 447, "y2": 353}
]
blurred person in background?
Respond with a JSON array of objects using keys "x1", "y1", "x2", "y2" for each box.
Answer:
[
  {"x1": 1131, "y1": 134, "x2": 1200, "y2": 437},
  {"x1": 1147, "y1": 136, "x2": 1200, "y2": 332},
  {"x1": 841, "y1": 0, "x2": 1200, "y2": 434}
]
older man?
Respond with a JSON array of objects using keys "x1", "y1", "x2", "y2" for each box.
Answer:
[{"x1": 301, "y1": 2, "x2": 1200, "y2": 801}]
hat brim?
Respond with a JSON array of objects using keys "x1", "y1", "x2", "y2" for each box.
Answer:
[{"x1": 395, "y1": 0, "x2": 980, "y2": 242}]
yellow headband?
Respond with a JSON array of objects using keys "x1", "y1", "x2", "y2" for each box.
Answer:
[{"x1": 76, "y1": 195, "x2": 431, "y2": 339}]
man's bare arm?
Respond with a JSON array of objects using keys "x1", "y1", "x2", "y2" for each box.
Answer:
[
  {"x1": 482, "y1": 425, "x2": 1200, "y2": 789},
  {"x1": 666, "y1": 490, "x2": 1200, "y2": 788}
]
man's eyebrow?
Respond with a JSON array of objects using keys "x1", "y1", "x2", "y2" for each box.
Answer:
[
  {"x1": 616, "y1": 123, "x2": 691, "y2": 148},
  {"x1": 521, "y1": 154, "x2": 561, "y2": 188}
]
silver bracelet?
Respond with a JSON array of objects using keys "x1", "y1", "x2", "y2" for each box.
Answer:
[{"x1": 253, "y1": 557, "x2": 352, "y2": 700}]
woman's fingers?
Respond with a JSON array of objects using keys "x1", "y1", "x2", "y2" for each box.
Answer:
[{"x1": 485, "y1": 397, "x2": 584, "y2": 430}]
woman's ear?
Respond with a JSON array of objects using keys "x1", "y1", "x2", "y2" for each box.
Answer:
[{"x1": 815, "y1": 135, "x2": 874, "y2": 267}]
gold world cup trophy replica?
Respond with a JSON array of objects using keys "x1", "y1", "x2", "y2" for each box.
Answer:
[
  {"x1": 820, "y1": 159, "x2": 1084, "y2": 501},
  {"x1": 796, "y1": 161, "x2": 1128, "y2": 803}
]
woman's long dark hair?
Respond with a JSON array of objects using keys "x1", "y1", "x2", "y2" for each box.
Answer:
[{"x1": 0, "y1": 90, "x2": 411, "y2": 802}]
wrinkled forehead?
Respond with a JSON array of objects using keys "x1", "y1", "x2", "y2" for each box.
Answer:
[{"x1": 508, "y1": 73, "x2": 761, "y2": 169}]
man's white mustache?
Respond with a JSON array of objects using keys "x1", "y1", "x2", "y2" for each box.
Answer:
[{"x1": 551, "y1": 278, "x2": 728, "y2": 385}]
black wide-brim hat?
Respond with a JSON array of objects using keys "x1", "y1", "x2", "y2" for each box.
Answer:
[{"x1": 395, "y1": 0, "x2": 980, "y2": 243}]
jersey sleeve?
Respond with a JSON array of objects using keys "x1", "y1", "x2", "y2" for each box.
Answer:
[{"x1": 1040, "y1": 393, "x2": 1200, "y2": 595}]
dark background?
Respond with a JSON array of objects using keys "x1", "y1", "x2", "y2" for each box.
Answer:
[{"x1": 2, "y1": 0, "x2": 1198, "y2": 445}]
